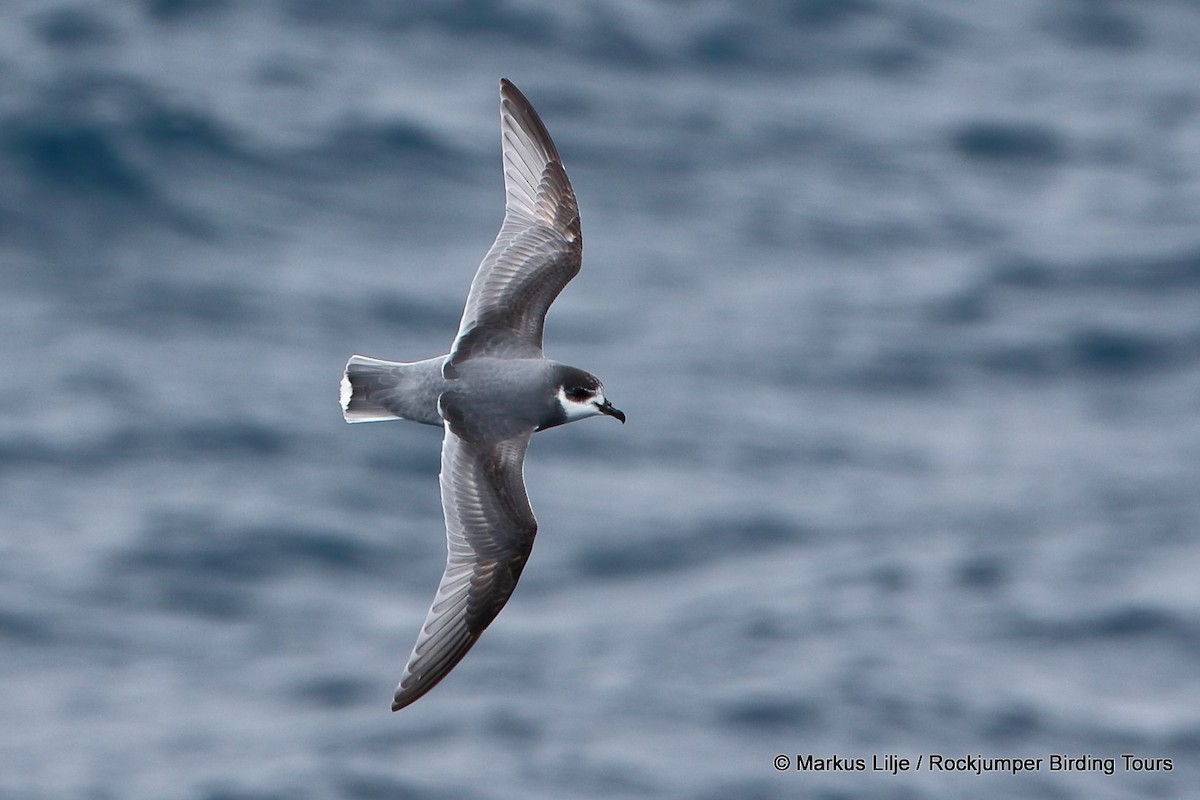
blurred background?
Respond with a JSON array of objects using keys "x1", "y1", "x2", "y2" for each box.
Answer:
[{"x1": 2, "y1": 1, "x2": 1200, "y2": 798}]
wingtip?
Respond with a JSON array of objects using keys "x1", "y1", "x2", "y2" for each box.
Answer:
[
  {"x1": 498, "y1": 78, "x2": 536, "y2": 112},
  {"x1": 390, "y1": 683, "x2": 426, "y2": 712}
]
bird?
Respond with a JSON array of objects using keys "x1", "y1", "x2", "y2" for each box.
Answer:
[{"x1": 340, "y1": 79, "x2": 624, "y2": 711}]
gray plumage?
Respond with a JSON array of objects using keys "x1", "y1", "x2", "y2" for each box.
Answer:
[{"x1": 340, "y1": 79, "x2": 624, "y2": 712}]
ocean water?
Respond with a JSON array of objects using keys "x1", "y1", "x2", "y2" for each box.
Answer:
[{"x1": 3, "y1": 1, "x2": 1200, "y2": 798}]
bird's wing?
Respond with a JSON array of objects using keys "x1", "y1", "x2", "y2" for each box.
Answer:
[
  {"x1": 390, "y1": 397, "x2": 537, "y2": 711},
  {"x1": 445, "y1": 78, "x2": 582, "y2": 372}
]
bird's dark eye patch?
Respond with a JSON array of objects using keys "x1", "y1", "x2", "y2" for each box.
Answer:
[{"x1": 565, "y1": 386, "x2": 593, "y2": 401}]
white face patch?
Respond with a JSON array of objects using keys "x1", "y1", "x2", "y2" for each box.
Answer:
[{"x1": 555, "y1": 386, "x2": 606, "y2": 422}]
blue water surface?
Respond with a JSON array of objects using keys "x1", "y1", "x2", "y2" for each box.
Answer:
[{"x1": 2, "y1": 2, "x2": 1200, "y2": 798}]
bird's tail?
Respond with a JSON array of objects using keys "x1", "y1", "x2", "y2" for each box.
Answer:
[{"x1": 340, "y1": 355, "x2": 410, "y2": 423}]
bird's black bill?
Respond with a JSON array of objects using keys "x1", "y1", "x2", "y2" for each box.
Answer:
[{"x1": 597, "y1": 400, "x2": 625, "y2": 423}]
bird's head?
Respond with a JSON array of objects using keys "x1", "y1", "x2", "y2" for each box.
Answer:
[{"x1": 540, "y1": 366, "x2": 625, "y2": 430}]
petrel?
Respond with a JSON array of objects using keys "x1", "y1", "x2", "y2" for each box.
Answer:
[{"x1": 340, "y1": 79, "x2": 624, "y2": 711}]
